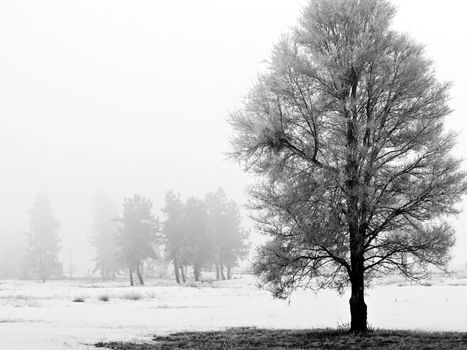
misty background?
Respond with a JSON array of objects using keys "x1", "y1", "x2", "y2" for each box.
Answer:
[{"x1": 0, "y1": 0, "x2": 466, "y2": 276}]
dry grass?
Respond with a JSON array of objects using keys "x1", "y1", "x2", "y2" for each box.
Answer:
[
  {"x1": 95, "y1": 327, "x2": 467, "y2": 349},
  {"x1": 98, "y1": 294, "x2": 110, "y2": 302},
  {"x1": 121, "y1": 291, "x2": 143, "y2": 300}
]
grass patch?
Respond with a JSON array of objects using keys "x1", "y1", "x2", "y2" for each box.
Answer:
[
  {"x1": 122, "y1": 291, "x2": 143, "y2": 301},
  {"x1": 0, "y1": 318, "x2": 41, "y2": 323},
  {"x1": 95, "y1": 327, "x2": 467, "y2": 349},
  {"x1": 185, "y1": 281, "x2": 201, "y2": 288}
]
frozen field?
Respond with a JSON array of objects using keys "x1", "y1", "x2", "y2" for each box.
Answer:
[{"x1": 1, "y1": 275, "x2": 467, "y2": 349}]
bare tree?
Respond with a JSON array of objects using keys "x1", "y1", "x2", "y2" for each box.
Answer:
[{"x1": 230, "y1": 0, "x2": 466, "y2": 332}]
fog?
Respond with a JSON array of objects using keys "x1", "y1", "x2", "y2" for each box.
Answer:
[{"x1": 0, "y1": 0, "x2": 466, "y2": 276}]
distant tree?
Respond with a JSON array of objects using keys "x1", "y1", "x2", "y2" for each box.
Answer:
[
  {"x1": 117, "y1": 194, "x2": 159, "y2": 286},
  {"x1": 92, "y1": 190, "x2": 120, "y2": 280},
  {"x1": 205, "y1": 189, "x2": 228, "y2": 279},
  {"x1": 230, "y1": 0, "x2": 466, "y2": 332},
  {"x1": 184, "y1": 197, "x2": 211, "y2": 282},
  {"x1": 205, "y1": 189, "x2": 248, "y2": 280},
  {"x1": 222, "y1": 199, "x2": 249, "y2": 279},
  {"x1": 25, "y1": 193, "x2": 61, "y2": 282},
  {"x1": 161, "y1": 190, "x2": 187, "y2": 283}
]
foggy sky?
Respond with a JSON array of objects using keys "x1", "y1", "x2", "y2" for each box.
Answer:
[{"x1": 0, "y1": 0, "x2": 466, "y2": 275}]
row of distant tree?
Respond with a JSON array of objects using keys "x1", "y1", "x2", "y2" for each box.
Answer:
[
  {"x1": 0, "y1": 189, "x2": 248, "y2": 285},
  {"x1": 92, "y1": 188, "x2": 248, "y2": 285},
  {"x1": 163, "y1": 189, "x2": 248, "y2": 283}
]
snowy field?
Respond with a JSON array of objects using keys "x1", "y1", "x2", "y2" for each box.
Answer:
[{"x1": 1, "y1": 274, "x2": 467, "y2": 349}]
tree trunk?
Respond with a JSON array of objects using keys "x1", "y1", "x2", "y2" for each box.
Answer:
[
  {"x1": 180, "y1": 265, "x2": 186, "y2": 283},
  {"x1": 129, "y1": 267, "x2": 134, "y2": 286},
  {"x1": 174, "y1": 260, "x2": 181, "y2": 284},
  {"x1": 348, "y1": 214, "x2": 368, "y2": 332},
  {"x1": 349, "y1": 254, "x2": 367, "y2": 332},
  {"x1": 220, "y1": 263, "x2": 226, "y2": 280},
  {"x1": 193, "y1": 264, "x2": 201, "y2": 282},
  {"x1": 136, "y1": 262, "x2": 144, "y2": 285},
  {"x1": 215, "y1": 263, "x2": 220, "y2": 280},
  {"x1": 345, "y1": 80, "x2": 368, "y2": 333},
  {"x1": 226, "y1": 265, "x2": 232, "y2": 280}
]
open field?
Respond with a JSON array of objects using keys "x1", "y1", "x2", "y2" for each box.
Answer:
[{"x1": 1, "y1": 274, "x2": 467, "y2": 349}]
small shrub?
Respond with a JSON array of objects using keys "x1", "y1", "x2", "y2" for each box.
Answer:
[
  {"x1": 185, "y1": 281, "x2": 200, "y2": 288},
  {"x1": 98, "y1": 294, "x2": 110, "y2": 302},
  {"x1": 72, "y1": 297, "x2": 85, "y2": 303}
]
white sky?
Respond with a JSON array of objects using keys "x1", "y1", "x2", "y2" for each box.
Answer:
[{"x1": 0, "y1": 0, "x2": 466, "y2": 274}]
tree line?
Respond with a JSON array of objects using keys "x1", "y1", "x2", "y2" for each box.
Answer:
[
  {"x1": 3, "y1": 188, "x2": 248, "y2": 285},
  {"x1": 163, "y1": 189, "x2": 248, "y2": 283},
  {"x1": 92, "y1": 188, "x2": 248, "y2": 285}
]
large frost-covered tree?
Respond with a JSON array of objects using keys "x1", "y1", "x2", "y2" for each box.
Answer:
[
  {"x1": 230, "y1": 0, "x2": 466, "y2": 332},
  {"x1": 25, "y1": 193, "x2": 61, "y2": 282}
]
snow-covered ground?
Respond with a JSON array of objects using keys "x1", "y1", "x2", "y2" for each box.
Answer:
[{"x1": 0, "y1": 275, "x2": 467, "y2": 349}]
